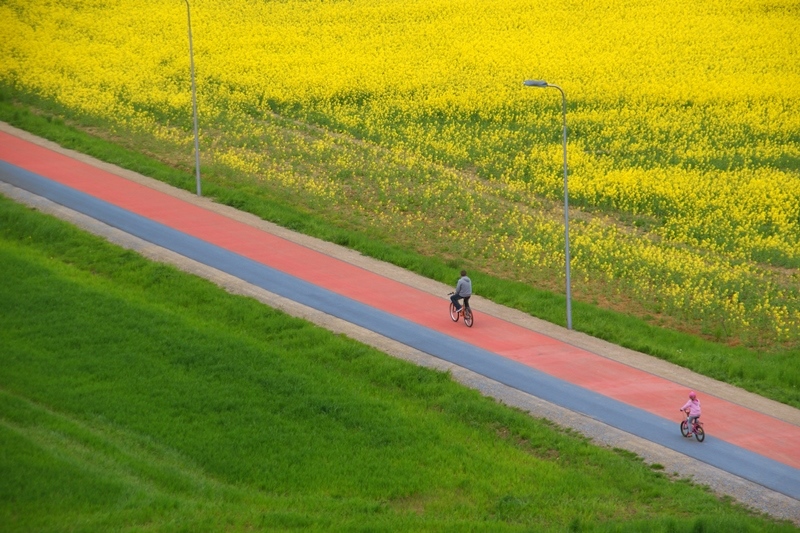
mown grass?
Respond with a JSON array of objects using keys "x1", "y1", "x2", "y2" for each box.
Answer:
[
  {"x1": 1, "y1": 92, "x2": 798, "y2": 409},
  {"x1": 1, "y1": 195, "x2": 795, "y2": 532}
]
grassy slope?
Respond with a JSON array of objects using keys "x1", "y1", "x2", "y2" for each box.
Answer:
[
  {"x1": 1, "y1": 194, "x2": 794, "y2": 532},
  {"x1": 1, "y1": 92, "x2": 798, "y2": 410}
]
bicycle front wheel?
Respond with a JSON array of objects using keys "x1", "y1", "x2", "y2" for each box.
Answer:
[
  {"x1": 680, "y1": 420, "x2": 689, "y2": 437},
  {"x1": 694, "y1": 426, "x2": 705, "y2": 442},
  {"x1": 449, "y1": 302, "x2": 459, "y2": 322},
  {"x1": 464, "y1": 307, "x2": 474, "y2": 327}
]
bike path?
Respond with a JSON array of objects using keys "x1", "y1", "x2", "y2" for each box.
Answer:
[{"x1": 1, "y1": 131, "x2": 799, "y2": 499}]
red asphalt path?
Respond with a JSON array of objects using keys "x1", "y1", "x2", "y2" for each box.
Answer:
[{"x1": 2, "y1": 131, "x2": 799, "y2": 471}]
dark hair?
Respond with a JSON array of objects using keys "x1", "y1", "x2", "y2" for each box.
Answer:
[{"x1": 461, "y1": 270, "x2": 467, "y2": 276}]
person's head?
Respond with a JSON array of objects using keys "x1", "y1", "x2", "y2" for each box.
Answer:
[
  {"x1": 461, "y1": 270, "x2": 467, "y2": 277},
  {"x1": 689, "y1": 391, "x2": 697, "y2": 400}
]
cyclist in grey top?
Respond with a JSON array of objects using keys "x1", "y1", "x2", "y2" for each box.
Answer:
[{"x1": 450, "y1": 270, "x2": 472, "y2": 314}]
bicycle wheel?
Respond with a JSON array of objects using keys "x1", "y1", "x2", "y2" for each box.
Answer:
[
  {"x1": 680, "y1": 420, "x2": 689, "y2": 437},
  {"x1": 694, "y1": 425, "x2": 705, "y2": 442},
  {"x1": 449, "y1": 302, "x2": 459, "y2": 322},
  {"x1": 464, "y1": 307, "x2": 474, "y2": 327}
]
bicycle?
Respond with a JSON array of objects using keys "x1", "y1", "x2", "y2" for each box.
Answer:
[
  {"x1": 680, "y1": 410, "x2": 705, "y2": 442},
  {"x1": 448, "y1": 292, "x2": 474, "y2": 327}
]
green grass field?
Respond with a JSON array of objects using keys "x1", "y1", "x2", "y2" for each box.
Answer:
[{"x1": 1, "y1": 190, "x2": 796, "y2": 531}]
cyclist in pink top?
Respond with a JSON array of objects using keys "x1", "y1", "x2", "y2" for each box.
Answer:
[{"x1": 680, "y1": 391, "x2": 701, "y2": 437}]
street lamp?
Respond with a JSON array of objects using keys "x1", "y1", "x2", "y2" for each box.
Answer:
[
  {"x1": 183, "y1": 0, "x2": 201, "y2": 196},
  {"x1": 523, "y1": 79, "x2": 572, "y2": 330}
]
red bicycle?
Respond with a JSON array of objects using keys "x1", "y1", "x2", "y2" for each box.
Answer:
[
  {"x1": 680, "y1": 410, "x2": 705, "y2": 442},
  {"x1": 448, "y1": 292, "x2": 474, "y2": 327}
]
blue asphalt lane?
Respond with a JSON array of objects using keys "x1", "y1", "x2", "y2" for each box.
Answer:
[{"x1": 2, "y1": 160, "x2": 799, "y2": 500}]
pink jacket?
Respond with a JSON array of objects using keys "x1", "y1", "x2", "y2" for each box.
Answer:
[{"x1": 681, "y1": 398, "x2": 701, "y2": 417}]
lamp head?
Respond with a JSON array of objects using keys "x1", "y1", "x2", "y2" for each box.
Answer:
[{"x1": 523, "y1": 79, "x2": 549, "y2": 88}]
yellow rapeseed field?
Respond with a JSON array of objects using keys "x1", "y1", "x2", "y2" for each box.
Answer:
[{"x1": 1, "y1": 0, "x2": 798, "y2": 345}]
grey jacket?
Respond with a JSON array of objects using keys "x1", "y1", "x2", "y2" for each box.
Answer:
[{"x1": 455, "y1": 276, "x2": 472, "y2": 298}]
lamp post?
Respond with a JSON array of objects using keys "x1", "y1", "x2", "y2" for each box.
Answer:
[
  {"x1": 523, "y1": 79, "x2": 572, "y2": 330},
  {"x1": 184, "y1": 0, "x2": 201, "y2": 196}
]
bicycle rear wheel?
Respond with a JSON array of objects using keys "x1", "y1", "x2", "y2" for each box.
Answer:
[
  {"x1": 680, "y1": 420, "x2": 689, "y2": 437},
  {"x1": 449, "y1": 302, "x2": 459, "y2": 322},
  {"x1": 694, "y1": 425, "x2": 705, "y2": 442},
  {"x1": 464, "y1": 307, "x2": 474, "y2": 327}
]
